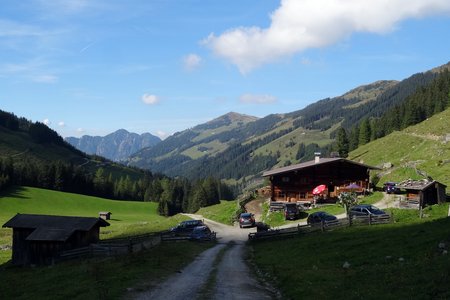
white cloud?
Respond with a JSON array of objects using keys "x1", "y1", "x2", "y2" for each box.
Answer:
[
  {"x1": 141, "y1": 94, "x2": 160, "y2": 105},
  {"x1": 204, "y1": 0, "x2": 450, "y2": 73},
  {"x1": 76, "y1": 128, "x2": 85, "y2": 134},
  {"x1": 43, "y1": 118, "x2": 51, "y2": 125},
  {"x1": 32, "y1": 74, "x2": 58, "y2": 83},
  {"x1": 183, "y1": 53, "x2": 202, "y2": 71},
  {"x1": 240, "y1": 94, "x2": 277, "y2": 104},
  {"x1": 58, "y1": 121, "x2": 65, "y2": 127}
]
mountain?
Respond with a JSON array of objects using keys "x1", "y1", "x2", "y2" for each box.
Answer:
[
  {"x1": 66, "y1": 129, "x2": 161, "y2": 162},
  {"x1": 128, "y1": 62, "x2": 450, "y2": 187},
  {"x1": 0, "y1": 110, "x2": 147, "y2": 182},
  {"x1": 349, "y1": 107, "x2": 450, "y2": 188}
]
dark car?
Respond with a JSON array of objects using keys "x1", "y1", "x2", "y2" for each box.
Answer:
[
  {"x1": 284, "y1": 203, "x2": 300, "y2": 220},
  {"x1": 383, "y1": 182, "x2": 399, "y2": 194},
  {"x1": 190, "y1": 225, "x2": 214, "y2": 241},
  {"x1": 239, "y1": 213, "x2": 255, "y2": 228},
  {"x1": 307, "y1": 211, "x2": 337, "y2": 225},
  {"x1": 170, "y1": 219, "x2": 204, "y2": 236},
  {"x1": 349, "y1": 204, "x2": 386, "y2": 217}
]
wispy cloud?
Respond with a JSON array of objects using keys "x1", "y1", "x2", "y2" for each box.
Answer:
[
  {"x1": 204, "y1": 0, "x2": 450, "y2": 73},
  {"x1": 183, "y1": 53, "x2": 202, "y2": 71},
  {"x1": 141, "y1": 94, "x2": 160, "y2": 105},
  {"x1": 43, "y1": 118, "x2": 51, "y2": 125},
  {"x1": 58, "y1": 121, "x2": 65, "y2": 127},
  {"x1": 240, "y1": 93, "x2": 277, "y2": 104},
  {"x1": 32, "y1": 74, "x2": 58, "y2": 83}
]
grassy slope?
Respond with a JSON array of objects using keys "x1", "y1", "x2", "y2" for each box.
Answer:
[
  {"x1": 0, "y1": 186, "x2": 213, "y2": 299},
  {"x1": 0, "y1": 186, "x2": 189, "y2": 264},
  {"x1": 251, "y1": 205, "x2": 450, "y2": 299},
  {"x1": 349, "y1": 108, "x2": 450, "y2": 187},
  {"x1": 196, "y1": 200, "x2": 239, "y2": 225}
]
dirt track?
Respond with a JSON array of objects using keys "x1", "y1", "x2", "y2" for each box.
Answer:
[{"x1": 132, "y1": 214, "x2": 277, "y2": 300}]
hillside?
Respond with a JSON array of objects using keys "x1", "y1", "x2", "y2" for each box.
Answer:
[
  {"x1": 128, "y1": 62, "x2": 449, "y2": 186},
  {"x1": 349, "y1": 107, "x2": 450, "y2": 187},
  {"x1": 66, "y1": 129, "x2": 161, "y2": 162}
]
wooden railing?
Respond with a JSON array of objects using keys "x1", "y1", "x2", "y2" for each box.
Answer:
[{"x1": 248, "y1": 214, "x2": 392, "y2": 241}]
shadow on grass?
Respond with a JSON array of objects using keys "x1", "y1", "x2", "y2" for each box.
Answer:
[{"x1": 0, "y1": 186, "x2": 30, "y2": 200}]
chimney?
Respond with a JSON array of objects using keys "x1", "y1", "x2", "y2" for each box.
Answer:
[{"x1": 314, "y1": 152, "x2": 321, "y2": 163}]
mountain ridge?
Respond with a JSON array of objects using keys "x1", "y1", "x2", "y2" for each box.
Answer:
[{"x1": 66, "y1": 129, "x2": 161, "y2": 162}]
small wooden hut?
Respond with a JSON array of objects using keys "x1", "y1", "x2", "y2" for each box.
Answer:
[
  {"x1": 396, "y1": 179, "x2": 447, "y2": 207},
  {"x1": 99, "y1": 211, "x2": 112, "y2": 220},
  {"x1": 2, "y1": 214, "x2": 109, "y2": 266}
]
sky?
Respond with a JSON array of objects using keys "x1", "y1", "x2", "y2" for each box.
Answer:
[{"x1": 1, "y1": 0, "x2": 450, "y2": 139}]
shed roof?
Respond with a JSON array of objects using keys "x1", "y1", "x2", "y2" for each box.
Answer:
[
  {"x1": 26, "y1": 227, "x2": 75, "y2": 242},
  {"x1": 262, "y1": 158, "x2": 378, "y2": 177},
  {"x1": 396, "y1": 179, "x2": 447, "y2": 191},
  {"x1": 2, "y1": 214, "x2": 110, "y2": 231}
]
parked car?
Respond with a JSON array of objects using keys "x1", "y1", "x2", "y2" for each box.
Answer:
[
  {"x1": 239, "y1": 213, "x2": 255, "y2": 228},
  {"x1": 307, "y1": 211, "x2": 337, "y2": 225},
  {"x1": 383, "y1": 182, "x2": 399, "y2": 194},
  {"x1": 190, "y1": 225, "x2": 214, "y2": 241},
  {"x1": 170, "y1": 219, "x2": 204, "y2": 236},
  {"x1": 284, "y1": 203, "x2": 300, "y2": 220},
  {"x1": 349, "y1": 204, "x2": 386, "y2": 217}
]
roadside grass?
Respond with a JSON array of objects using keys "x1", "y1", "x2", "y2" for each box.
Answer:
[
  {"x1": 250, "y1": 207, "x2": 450, "y2": 299},
  {"x1": 0, "y1": 241, "x2": 213, "y2": 300},
  {"x1": 0, "y1": 186, "x2": 190, "y2": 264},
  {"x1": 196, "y1": 200, "x2": 239, "y2": 225}
]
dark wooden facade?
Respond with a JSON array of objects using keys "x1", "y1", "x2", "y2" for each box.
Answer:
[
  {"x1": 3, "y1": 214, "x2": 109, "y2": 265},
  {"x1": 263, "y1": 158, "x2": 377, "y2": 203}
]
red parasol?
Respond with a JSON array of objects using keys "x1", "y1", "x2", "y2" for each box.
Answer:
[{"x1": 312, "y1": 184, "x2": 327, "y2": 195}]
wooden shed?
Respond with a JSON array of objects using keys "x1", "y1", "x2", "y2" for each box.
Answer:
[
  {"x1": 263, "y1": 157, "x2": 378, "y2": 204},
  {"x1": 2, "y1": 214, "x2": 109, "y2": 266},
  {"x1": 396, "y1": 179, "x2": 447, "y2": 208},
  {"x1": 99, "y1": 211, "x2": 112, "y2": 220}
]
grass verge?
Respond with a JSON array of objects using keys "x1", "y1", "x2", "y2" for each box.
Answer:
[
  {"x1": 0, "y1": 241, "x2": 214, "y2": 300},
  {"x1": 250, "y1": 205, "x2": 450, "y2": 299}
]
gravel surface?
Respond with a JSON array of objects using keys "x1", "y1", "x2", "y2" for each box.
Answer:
[{"x1": 132, "y1": 214, "x2": 276, "y2": 300}]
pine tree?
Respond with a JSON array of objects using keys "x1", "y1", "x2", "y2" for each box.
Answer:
[
  {"x1": 336, "y1": 127, "x2": 349, "y2": 158},
  {"x1": 358, "y1": 118, "x2": 371, "y2": 146}
]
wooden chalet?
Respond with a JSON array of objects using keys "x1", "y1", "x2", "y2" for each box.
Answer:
[
  {"x1": 396, "y1": 179, "x2": 447, "y2": 208},
  {"x1": 263, "y1": 156, "x2": 378, "y2": 204},
  {"x1": 2, "y1": 214, "x2": 109, "y2": 266}
]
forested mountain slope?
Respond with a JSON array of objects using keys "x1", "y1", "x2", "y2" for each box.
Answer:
[{"x1": 129, "y1": 62, "x2": 450, "y2": 186}]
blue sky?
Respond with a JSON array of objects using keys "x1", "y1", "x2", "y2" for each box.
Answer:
[{"x1": 1, "y1": 0, "x2": 450, "y2": 139}]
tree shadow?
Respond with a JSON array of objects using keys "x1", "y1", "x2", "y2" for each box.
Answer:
[{"x1": 0, "y1": 186, "x2": 30, "y2": 200}]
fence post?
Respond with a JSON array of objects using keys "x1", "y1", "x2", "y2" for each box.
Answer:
[
  {"x1": 348, "y1": 214, "x2": 352, "y2": 227},
  {"x1": 369, "y1": 214, "x2": 372, "y2": 226},
  {"x1": 128, "y1": 239, "x2": 133, "y2": 253},
  {"x1": 321, "y1": 220, "x2": 325, "y2": 232}
]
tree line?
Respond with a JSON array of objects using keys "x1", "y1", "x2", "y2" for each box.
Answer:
[
  {"x1": 334, "y1": 69, "x2": 450, "y2": 157},
  {"x1": 0, "y1": 109, "x2": 235, "y2": 216}
]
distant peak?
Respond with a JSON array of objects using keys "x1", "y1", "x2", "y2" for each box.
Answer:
[{"x1": 218, "y1": 112, "x2": 258, "y2": 122}]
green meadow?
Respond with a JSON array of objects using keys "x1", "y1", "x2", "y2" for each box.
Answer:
[{"x1": 0, "y1": 186, "x2": 189, "y2": 264}]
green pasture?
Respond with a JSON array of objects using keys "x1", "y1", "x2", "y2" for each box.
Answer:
[
  {"x1": 250, "y1": 204, "x2": 450, "y2": 299},
  {"x1": 196, "y1": 200, "x2": 239, "y2": 225},
  {"x1": 0, "y1": 186, "x2": 188, "y2": 264}
]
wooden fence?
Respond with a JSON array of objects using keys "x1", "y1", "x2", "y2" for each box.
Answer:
[
  {"x1": 248, "y1": 214, "x2": 392, "y2": 241},
  {"x1": 58, "y1": 230, "x2": 216, "y2": 262}
]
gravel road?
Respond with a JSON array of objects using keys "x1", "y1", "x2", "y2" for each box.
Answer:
[{"x1": 132, "y1": 215, "x2": 276, "y2": 300}]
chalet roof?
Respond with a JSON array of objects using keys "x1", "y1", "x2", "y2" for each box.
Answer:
[
  {"x1": 396, "y1": 179, "x2": 447, "y2": 191},
  {"x1": 2, "y1": 214, "x2": 110, "y2": 232},
  {"x1": 262, "y1": 158, "x2": 378, "y2": 177}
]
